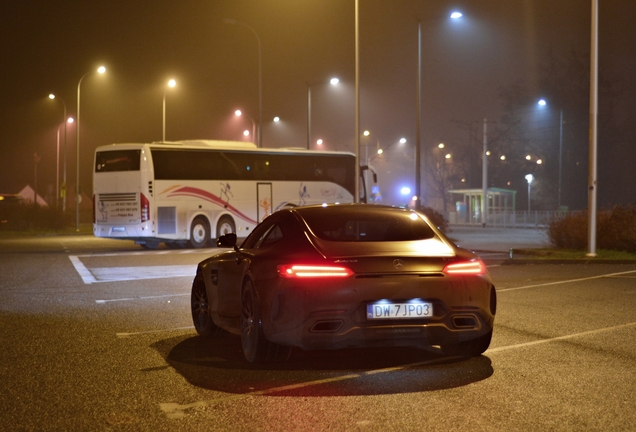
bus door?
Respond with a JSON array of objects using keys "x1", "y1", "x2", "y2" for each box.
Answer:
[{"x1": 257, "y1": 183, "x2": 272, "y2": 222}]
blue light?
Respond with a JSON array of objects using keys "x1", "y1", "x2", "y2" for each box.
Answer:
[{"x1": 400, "y1": 186, "x2": 411, "y2": 196}]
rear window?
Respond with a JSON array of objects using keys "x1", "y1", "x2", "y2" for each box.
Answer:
[
  {"x1": 299, "y1": 208, "x2": 436, "y2": 242},
  {"x1": 95, "y1": 150, "x2": 141, "y2": 172}
]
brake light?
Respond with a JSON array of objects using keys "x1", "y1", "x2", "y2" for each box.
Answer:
[
  {"x1": 140, "y1": 193, "x2": 150, "y2": 223},
  {"x1": 443, "y1": 260, "x2": 486, "y2": 275},
  {"x1": 278, "y1": 265, "x2": 354, "y2": 278}
]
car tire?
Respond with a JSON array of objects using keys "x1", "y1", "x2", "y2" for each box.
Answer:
[
  {"x1": 216, "y1": 215, "x2": 235, "y2": 238},
  {"x1": 441, "y1": 330, "x2": 492, "y2": 357},
  {"x1": 191, "y1": 274, "x2": 222, "y2": 338},
  {"x1": 240, "y1": 280, "x2": 272, "y2": 363},
  {"x1": 240, "y1": 280, "x2": 293, "y2": 363},
  {"x1": 190, "y1": 217, "x2": 210, "y2": 248}
]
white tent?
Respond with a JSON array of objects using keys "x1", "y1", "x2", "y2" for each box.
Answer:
[{"x1": 17, "y1": 185, "x2": 49, "y2": 207}]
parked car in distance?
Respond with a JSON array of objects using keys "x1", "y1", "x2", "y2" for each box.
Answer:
[{"x1": 191, "y1": 204, "x2": 496, "y2": 363}]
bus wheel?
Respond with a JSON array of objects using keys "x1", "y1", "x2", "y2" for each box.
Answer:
[
  {"x1": 216, "y1": 216, "x2": 235, "y2": 238},
  {"x1": 190, "y1": 217, "x2": 210, "y2": 248}
]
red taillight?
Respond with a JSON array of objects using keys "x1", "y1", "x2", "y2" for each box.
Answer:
[
  {"x1": 277, "y1": 264, "x2": 354, "y2": 278},
  {"x1": 92, "y1": 194, "x2": 96, "y2": 224},
  {"x1": 443, "y1": 260, "x2": 486, "y2": 275},
  {"x1": 140, "y1": 193, "x2": 150, "y2": 223}
]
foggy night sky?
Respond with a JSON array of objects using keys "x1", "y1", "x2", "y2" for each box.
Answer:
[{"x1": 1, "y1": 0, "x2": 634, "y2": 208}]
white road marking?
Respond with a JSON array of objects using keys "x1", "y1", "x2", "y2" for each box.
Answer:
[
  {"x1": 158, "y1": 356, "x2": 461, "y2": 419},
  {"x1": 158, "y1": 320, "x2": 636, "y2": 419},
  {"x1": 90, "y1": 265, "x2": 197, "y2": 282},
  {"x1": 487, "y1": 322, "x2": 636, "y2": 353},
  {"x1": 69, "y1": 255, "x2": 97, "y2": 284},
  {"x1": 497, "y1": 269, "x2": 636, "y2": 292},
  {"x1": 117, "y1": 326, "x2": 194, "y2": 338},
  {"x1": 68, "y1": 254, "x2": 197, "y2": 284},
  {"x1": 96, "y1": 293, "x2": 189, "y2": 304}
]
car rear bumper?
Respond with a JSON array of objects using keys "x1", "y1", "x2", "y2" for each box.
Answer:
[{"x1": 258, "y1": 275, "x2": 496, "y2": 350}]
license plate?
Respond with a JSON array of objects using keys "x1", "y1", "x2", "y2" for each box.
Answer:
[{"x1": 367, "y1": 301, "x2": 433, "y2": 319}]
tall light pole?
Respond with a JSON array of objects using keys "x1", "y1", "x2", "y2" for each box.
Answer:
[
  {"x1": 416, "y1": 11, "x2": 463, "y2": 209},
  {"x1": 481, "y1": 118, "x2": 488, "y2": 227},
  {"x1": 537, "y1": 99, "x2": 564, "y2": 208},
  {"x1": 525, "y1": 174, "x2": 534, "y2": 212},
  {"x1": 48, "y1": 94, "x2": 68, "y2": 212},
  {"x1": 307, "y1": 77, "x2": 339, "y2": 149},
  {"x1": 224, "y1": 19, "x2": 262, "y2": 148},
  {"x1": 76, "y1": 66, "x2": 106, "y2": 231},
  {"x1": 587, "y1": 0, "x2": 599, "y2": 257},
  {"x1": 354, "y1": 0, "x2": 360, "y2": 203},
  {"x1": 163, "y1": 79, "x2": 176, "y2": 142}
]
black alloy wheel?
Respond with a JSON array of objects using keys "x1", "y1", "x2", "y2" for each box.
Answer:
[{"x1": 191, "y1": 275, "x2": 221, "y2": 337}]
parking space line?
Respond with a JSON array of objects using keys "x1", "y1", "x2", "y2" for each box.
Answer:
[
  {"x1": 116, "y1": 326, "x2": 194, "y2": 338},
  {"x1": 158, "y1": 356, "x2": 461, "y2": 419},
  {"x1": 497, "y1": 269, "x2": 636, "y2": 292},
  {"x1": 69, "y1": 255, "x2": 97, "y2": 284},
  {"x1": 68, "y1": 254, "x2": 197, "y2": 284},
  {"x1": 96, "y1": 293, "x2": 189, "y2": 304},
  {"x1": 158, "y1": 320, "x2": 636, "y2": 418},
  {"x1": 487, "y1": 321, "x2": 636, "y2": 353}
]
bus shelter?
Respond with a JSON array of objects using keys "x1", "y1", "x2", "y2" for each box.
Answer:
[{"x1": 447, "y1": 187, "x2": 516, "y2": 225}]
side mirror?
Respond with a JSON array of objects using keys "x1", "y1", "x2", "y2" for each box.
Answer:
[{"x1": 216, "y1": 233, "x2": 237, "y2": 248}]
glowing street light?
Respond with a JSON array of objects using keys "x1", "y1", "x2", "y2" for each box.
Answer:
[
  {"x1": 163, "y1": 79, "x2": 176, "y2": 142},
  {"x1": 307, "y1": 77, "x2": 340, "y2": 149},
  {"x1": 525, "y1": 174, "x2": 534, "y2": 211},
  {"x1": 416, "y1": 11, "x2": 464, "y2": 209},
  {"x1": 538, "y1": 98, "x2": 564, "y2": 208},
  {"x1": 76, "y1": 65, "x2": 106, "y2": 231},
  {"x1": 225, "y1": 18, "x2": 262, "y2": 147},
  {"x1": 235, "y1": 109, "x2": 256, "y2": 143},
  {"x1": 48, "y1": 93, "x2": 69, "y2": 211}
]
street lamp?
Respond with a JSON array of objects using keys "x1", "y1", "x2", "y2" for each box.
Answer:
[
  {"x1": 416, "y1": 10, "x2": 464, "y2": 209},
  {"x1": 163, "y1": 79, "x2": 176, "y2": 142},
  {"x1": 48, "y1": 93, "x2": 68, "y2": 211},
  {"x1": 235, "y1": 109, "x2": 256, "y2": 143},
  {"x1": 307, "y1": 77, "x2": 339, "y2": 149},
  {"x1": 225, "y1": 18, "x2": 262, "y2": 148},
  {"x1": 537, "y1": 99, "x2": 564, "y2": 208},
  {"x1": 525, "y1": 174, "x2": 534, "y2": 212},
  {"x1": 76, "y1": 65, "x2": 106, "y2": 231}
]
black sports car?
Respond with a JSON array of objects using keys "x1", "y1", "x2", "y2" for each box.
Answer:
[{"x1": 191, "y1": 204, "x2": 496, "y2": 363}]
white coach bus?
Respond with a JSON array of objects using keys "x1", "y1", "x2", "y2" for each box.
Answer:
[{"x1": 93, "y1": 140, "x2": 376, "y2": 249}]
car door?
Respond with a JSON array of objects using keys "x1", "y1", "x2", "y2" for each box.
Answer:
[{"x1": 216, "y1": 218, "x2": 280, "y2": 318}]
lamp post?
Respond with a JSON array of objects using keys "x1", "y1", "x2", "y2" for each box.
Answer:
[
  {"x1": 587, "y1": 0, "x2": 599, "y2": 257},
  {"x1": 307, "y1": 77, "x2": 339, "y2": 149},
  {"x1": 224, "y1": 19, "x2": 262, "y2": 148},
  {"x1": 163, "y1": 79, "x2": 176, "y2": 142},
  {"x1": 76, "y1": 66, "x2": 106, "y2": 231},
  {"x1": 537, "y1": 99, "x2": 564, "y2": 208},
  {"x1": 416, "y1": 11, "x2": 463, "y2": 209},
  {"x1": 235, "y1": 110, "x2": 256, "y2": 143},
  {"x1": 525, "y1": 174, "x2": 534, "y2": 212},
  {"x1": 48, "y1": 94, "x2": 68, "y2": 212}
]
